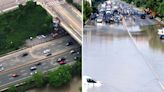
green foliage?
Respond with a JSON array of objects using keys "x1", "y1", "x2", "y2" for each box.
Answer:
[
  {"x1": 0, "y1": 1, "x2": 53, "y2": 55},
  {"x1": 123, "y1": 0, "x2": 164, "y2": 17},
  {"x1": 66, "y1": 0, "x2": 73, "y2": 4},
  {"x1": 7, "y1": 86, "x2": 17, "y2": 92},
  {"x1": 48, "y1": 65, "x2": 72, "y2": 87},
  {"x1": 32, "y1": 72, "x2": 46, "y2": 88},
  {"x1": 157, "y1": 1, "x2": 164, "y2": 17},
  {"x1": 83, "y1": 1, "x2": 92, "y2": 22},
  {"x1": 71, "y1": 59, "x2": 82, "y2": 77}
]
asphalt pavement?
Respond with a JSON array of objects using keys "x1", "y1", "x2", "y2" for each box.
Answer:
[{"x1": 0, "y1": 47, "x2": 81, "y2": 90}]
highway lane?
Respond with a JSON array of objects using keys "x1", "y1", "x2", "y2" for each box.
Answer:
[
  {"x1": 0, "y1": 36, "x2": 77, "y2": 74},
  {"x1": 0, "y1": 0, "x2": 25, "y2": 12},
  {"x1": 0, "y1": 47, "x2": 81, "y2": 90}
]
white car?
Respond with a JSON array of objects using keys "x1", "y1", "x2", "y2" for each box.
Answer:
[
  {"x1": 83, "y1": 76, "x2": 102, "y2": 88},
  {"x1": 158, "y1": 28, "x2": 164, "y2": 36},
  {"x1": 96, "y1": 17, "x2": 103, "y2": 23},
  {"x1": 0, "y1": 64, "x2": 4, "y2": 72},
  {"x1": 30, "y1": 66, "x2": 37, "y2": 71},
  {"x1": 43, "y1": 49, "x2": 51, "y2": 54}
]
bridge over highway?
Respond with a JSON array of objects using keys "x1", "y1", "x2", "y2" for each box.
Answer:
[{"x1": 0, "y1": 0, "x2": 82, "y2": 44}]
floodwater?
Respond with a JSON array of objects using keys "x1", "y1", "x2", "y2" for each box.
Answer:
[
  {"x1": 26, "y1": 77, "x2": 81, "y2": 92},
  {"x1": 83, "y1": 24, "x2": 164, "y2": 92}
]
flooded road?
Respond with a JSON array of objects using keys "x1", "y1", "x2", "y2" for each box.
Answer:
[
  {"x1": 83, "y1": 24, "x2": 164, "y2": 92},
  {"x1": 26, "y1": 77, "x2": 81, "y2": 92}
]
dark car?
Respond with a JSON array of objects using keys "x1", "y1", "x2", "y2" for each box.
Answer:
[
  {"x1": 90, "y1": 13, "x2": 97, "y2": 20},
  {"x1": 35, "y1": 62, "x2": 42, "y2": 66},
  {"x1": 140, "y1": 13, "x2": 146, "y2": 19},
  {"x1": 57, "y1": 57, "x2": 66, "y2": 62},
  {"x1": 66, "y1": 41, "x2": 73, "y2": 46},
  {"x1": 105, "y1": 14, "x2": 114, "y2": 23},
  {"x1": 46, "y1": 53, "x2": 52, "y2": 56},
  {"x1": 30, "y1": 66, "x2": 37, "y2": 71},
  {"x1": 22, "y1": 53, "x2": 28, "y2": 57},
  {"x1": 149, "y1": 15, "x2": 154, "y2": 19}
]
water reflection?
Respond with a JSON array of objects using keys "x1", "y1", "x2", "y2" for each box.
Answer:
[{"x1": 83, "y1": 24, "x2": 164, "y2": 92}]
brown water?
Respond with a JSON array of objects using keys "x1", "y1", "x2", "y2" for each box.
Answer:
[
  {"x1": 26, "y1": 77, "x2": 81, "y2": 92},
  {"x1": 83, "y1": 24, "x2": 164, "y2": 92}
]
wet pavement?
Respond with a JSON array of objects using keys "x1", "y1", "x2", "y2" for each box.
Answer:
[{"x1": 83, "y1": 24, "x2": 164, "y2": 92}]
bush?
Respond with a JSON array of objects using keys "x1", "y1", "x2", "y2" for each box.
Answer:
[{"x1": 47, "y1": 65, "x2": 72, "y2": 87}]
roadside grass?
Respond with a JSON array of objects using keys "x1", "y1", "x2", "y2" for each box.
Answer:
[{"x1": 0, "y1": 1, "x2": 53, "y2": 55}]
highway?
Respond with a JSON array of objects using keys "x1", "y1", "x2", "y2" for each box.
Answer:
[
  {"x1": 0, "y1": 36, "x2": 81, "y2": 90},
  {"x1": 0, "y1": 48, "x2": 81, "y2": 90}
]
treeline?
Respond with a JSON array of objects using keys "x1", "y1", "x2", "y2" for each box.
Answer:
[
  {"x1": 123, "y1": 0, "x2": 164, "y2": 18},
  {"x1": 6, "y1": 59, "x2": 81, "y2": 92}
]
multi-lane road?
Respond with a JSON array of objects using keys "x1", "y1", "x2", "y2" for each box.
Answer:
[{"x1": 0, "y1": 36, "x2": 81, "y2": 90}]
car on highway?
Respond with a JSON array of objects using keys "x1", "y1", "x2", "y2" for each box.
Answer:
[
  {"x1": 96, "y1": 16, "x2": 103, "y2": 23},
  {"x1": 22, "y1": 52, "x2": 28, "y2": 57},
  {"x1": 12, "y1": 74, "x2": 19, "y2": 77},
  {"x1": 66, "y1": 41, "x2": 73, "y2": 46},
  {"x1": 57, "y1": 57, "x2": 66, "y2": 62},
  {"x1": 149, "y1": 15, "x2": 154, "y2": 19},
  {"x1": 46, "y1": 53, "x2": 52, "y2": 56},
  {"x1": 0, "y1": 64, "x2": 4, "y2": 72},
  {"x1": 140, "y1": 13, "x2": 146, "y2": 19},
  {"x1": 70, "y1": 50, "x2": 76, "y2": 54},
  {"x1": 35, "y1": 62, "x2": 42, "y2": 66},
  {"x1": 58, "y1": 60, "x2": 66, "y2": 65},
  {"x1": 30, "y1": 66, "x2": 37, "y2": 71},
  {"x1": 105, "y1": 14, "x2": 114, "y2": 23},
  {"x1": 43, "y1": 49, "x2": 51, "y2": 54},
  {"x1": 57, "y1": 57, "x2": 66, "y2": 65}
]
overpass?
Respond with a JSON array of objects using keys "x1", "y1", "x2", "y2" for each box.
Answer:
[
  {"x1": 0, "y1": 0, "x2": 82, "y2": 44},
  {"x1": 37, "y1": 0, "x2": 82, "y2": 44}
]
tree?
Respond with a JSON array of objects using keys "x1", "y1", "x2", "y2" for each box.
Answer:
[
  {"x1": 32, "y1": 72, "x2": 45, "y2": 88},
  {"x1": 66, "y1": 0, "x2": 73, "y2": 4},
  {"x1": 83, "y1": 1, "x2": 92, "y2": 22},
  {"x1": 158, "y1": 1, "x2": 164, "y2": 17},
  {"x1": 7, "y1": 86, "x2": 17, "y2": 92},
  {"x1": 48, "y1": 65, "x2": 72, "y2": 87},
  {"x1": 71, "y1": 59, "x2": 82, "y2": 77}
]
